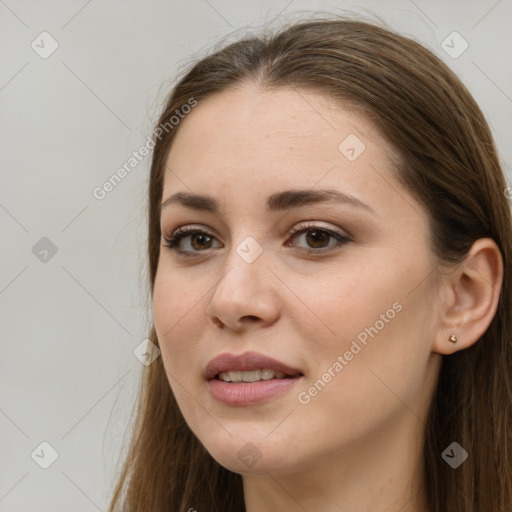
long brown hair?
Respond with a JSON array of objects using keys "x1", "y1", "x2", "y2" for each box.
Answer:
[{"x1": 108, "y1": 16, "x2": 512, "y2": 512}]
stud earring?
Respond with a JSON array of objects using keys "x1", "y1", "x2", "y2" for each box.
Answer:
[{"x1": 448, "y1": 334, "x2": 457, "y2": 344}]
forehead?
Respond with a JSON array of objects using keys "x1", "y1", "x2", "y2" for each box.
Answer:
[
  {"x1": 162, "y1": 84, "x2": 406, "y2": 219},
  {"x1": 167, "y1": 84, "x2": 384, "y2": 165}
]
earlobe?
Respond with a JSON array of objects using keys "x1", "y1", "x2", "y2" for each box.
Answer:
[{"x1": 433, "y1": 238, "x2": 503, "y2": 355}]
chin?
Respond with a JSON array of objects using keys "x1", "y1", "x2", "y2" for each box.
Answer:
[
  {"x1": 200, "y1": 435, "x2": 290, "y2": 476},
  {"x1": 211, "y1": 450, "x2": 285, "y2": 476}
]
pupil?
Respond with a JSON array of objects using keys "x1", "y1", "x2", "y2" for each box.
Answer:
[
  {"x1": 306, "y1": 230, "x2": 329, "y2": 248},
  {"x1": 192, "y1": 234, "x2": 211, "y2": 250}
]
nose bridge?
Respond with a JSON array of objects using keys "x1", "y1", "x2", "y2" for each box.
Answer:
[
  {"x1": 206, "y1": 233, "x2": 279, "y2": 328},
  {"x1": 215, "y1": 233, "x2": 267, "y2": 296}
]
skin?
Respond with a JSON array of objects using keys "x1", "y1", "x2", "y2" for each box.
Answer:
[{"x1": 153, "y1": 83, "x2": 503, "y2": 512}]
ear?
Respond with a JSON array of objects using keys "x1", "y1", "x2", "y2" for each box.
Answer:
[{"x1": 433, "y1": 238, "x2": 503, "y2": 355}]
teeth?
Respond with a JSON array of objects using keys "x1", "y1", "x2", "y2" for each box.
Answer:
[
  {"x1": 242, "y1": 370, "x2": 260, "y2": 382},
  {"x1": 261, "y1": 368, "x2": 274, "y2": 380},
  {"x1": 218, "y1": 368, "x2": 289, "y2": 382},
  {"x1": 228, "y1": 371, "x2": 242, "y2": 382}
]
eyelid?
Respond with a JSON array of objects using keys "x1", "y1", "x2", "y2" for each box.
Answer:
[
  {"x1": 168, "y1": 224, "x2": 214, "y2": 237},
  {"x1": 289, "y1": 220, "x2": 348, "y2": 238}
]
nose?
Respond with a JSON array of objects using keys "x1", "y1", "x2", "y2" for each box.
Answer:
[{"x1": 206, "y1": 244, "x2": 281, "y2": 332}]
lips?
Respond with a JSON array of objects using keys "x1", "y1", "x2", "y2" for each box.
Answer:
[{"x1": 204, "y1": 351, "x2": 303, "y2": 381}]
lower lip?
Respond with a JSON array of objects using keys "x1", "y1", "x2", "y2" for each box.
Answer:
[{"x1": 207, "y1": 376, "x2": 302, "y2": 405}]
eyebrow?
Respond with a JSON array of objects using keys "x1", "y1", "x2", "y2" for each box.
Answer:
[{"x1": 160, "y1": 189, "x2": 376, "y2": 216}]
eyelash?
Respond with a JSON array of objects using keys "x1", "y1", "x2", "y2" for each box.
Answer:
[{"x1": 161, "y1": 223, "x2": 350, "y2": 257}]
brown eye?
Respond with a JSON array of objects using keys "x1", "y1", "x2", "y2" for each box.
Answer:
[
  {"x1": 304, "y1": 229, "x2": 332, "y2": 248},
  {"x1": 162, "y1": 228, "x2": 221, "y2": 255},
  {"x1": 190, "y1": 233, "x2": 214, "y2": 250},
  {"x1": 287, "y1": 225, "x2": 350, "y2": 253}
]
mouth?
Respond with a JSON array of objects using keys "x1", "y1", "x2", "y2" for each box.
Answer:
[
  {"x1": 205, "y1": 351, "x2": 304, "y2": 405},
  {"x1": 204, "y1": 350, "x2": 304, "y2": 381},
  {"x1": 214, "y1": 368, "x2": 302, "y2": 382}
]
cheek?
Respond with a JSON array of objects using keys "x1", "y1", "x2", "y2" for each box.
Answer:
[
  {"x1": 291, "y1": 254, "x2": 431, "y2": 388},
  {"x1": 152, "y1": 269, "x2": 209, "y2": 425},
  {"x1": 287, "y1": 257, "x2": 403, "y2": 349},
  {"x1": 152, "y1": 267, "x2": 204, "y2": 369},
  {"x1": 314, "y1": 269, "x2": 432, "y2": 401}
]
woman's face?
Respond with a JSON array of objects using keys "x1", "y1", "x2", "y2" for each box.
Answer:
[{"x1": 153, "y1": 84, "x2": 443, "y2": 476}]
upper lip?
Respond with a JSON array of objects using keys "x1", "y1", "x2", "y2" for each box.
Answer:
[{"x1": 204, "y1": 351, "x2": 303, "y2": 380}]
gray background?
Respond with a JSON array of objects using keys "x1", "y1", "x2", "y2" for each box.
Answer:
[{"x1": 1, "y1": 0, "x2": 510, "y2": 510}]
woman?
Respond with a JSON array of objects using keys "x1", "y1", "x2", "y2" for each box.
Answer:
[{"x1": 109, "y1": 16, "x2": 512, "y2": 512}]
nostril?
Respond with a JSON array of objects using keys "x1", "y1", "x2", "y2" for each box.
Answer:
[
  {"x1": 211, "y1": 318, "x2": 225, "y2": 329},
  {"x1": 242, "y1": 315, "x2": 260, "y2": 322}
]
